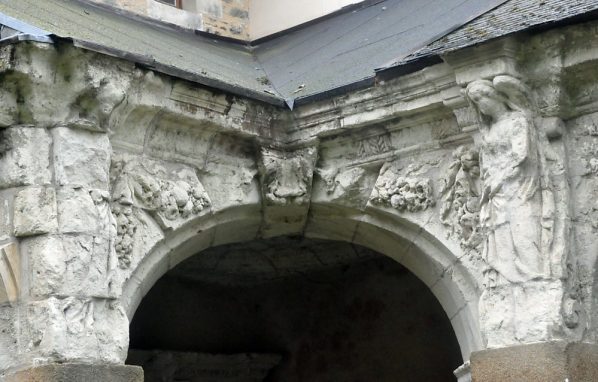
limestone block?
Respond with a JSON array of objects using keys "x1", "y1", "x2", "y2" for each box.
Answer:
[
  {"x1": 0, "y1": 305, "x2": 18, "y2": 372},
  {"x1": 56, "y1": 187, "x2": 100, "y2": 234},
  {"x1": 52, "y1": 127, "x2": 111, "y2": 189},
  {"x1": 479, "y1": 280, "x2": 563, "y2": 348},
  {"x1": 0, "y1": 127, "x2": 51, "y2": 188},
  {"x1": 0, "y1": 242, "x2": 20, "y2": 305},
  {"x1": 23, "y1": 297, "x2": 129, "y2": 364},
  {"x1": 0, "y1": 190, "x2": 13, "y2": 242},
  {"x1": 470, "y1": 342, "x2": 598, "y2": 382},
  {"x1": 61, "y1": 235, "x2": 117, "y2": 298},
  {"x1": 23, "y1": 235, "x2": 115, "y2": 298},
  {"x1": 22, "y1": 235, "x2": 65, "y2": 297},
  {"x1": 2, "y1": 364, "x2": 143, "y2": 382},
  {"x1": 13, "y1": 187, "x2": 58, "y2": 237}
]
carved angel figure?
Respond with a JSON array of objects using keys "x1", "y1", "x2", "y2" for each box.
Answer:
[{"x1": 465, "y1": 76, "x2": 554, "y2": 284}]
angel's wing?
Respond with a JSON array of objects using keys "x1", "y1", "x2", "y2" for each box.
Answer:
[{"x1": 493, "y1": 75, "x2": 531, "y2": 111}]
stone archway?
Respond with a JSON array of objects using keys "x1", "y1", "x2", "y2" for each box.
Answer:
[
  {"x1": 126, "y1": 236, "x2": 464, "y2": 381},
  {"x1": 120, "y1": 203, "x2": 483, "y2": 364}
]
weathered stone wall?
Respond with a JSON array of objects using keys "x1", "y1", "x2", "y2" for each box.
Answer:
[{"x1": 2, "y1": 18, "x2": 598, "y2": 381}]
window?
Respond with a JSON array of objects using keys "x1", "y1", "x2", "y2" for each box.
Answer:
[{"x1": 155, "y1": 0, "x2": 181, "y2": 8}]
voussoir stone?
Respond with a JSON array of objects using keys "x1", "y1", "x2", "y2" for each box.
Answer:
[{"x1": 13, "y1": 187, "x2": 58, "y2": 237}]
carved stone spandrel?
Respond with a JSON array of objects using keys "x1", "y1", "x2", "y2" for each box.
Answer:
[
  {"x1": 111, "y1": 154, "x2": 212, "y2": 230},
  {"x1": 0, "y1": 242, "x2": 19, "y2": 305},
  {"x1": 110, "y1": 155, "x2": 208, "y2": 268}
]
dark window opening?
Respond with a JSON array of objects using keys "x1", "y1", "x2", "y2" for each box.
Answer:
[{"x1": 155, "y1": 0, "x2": 181, "y2": 8}]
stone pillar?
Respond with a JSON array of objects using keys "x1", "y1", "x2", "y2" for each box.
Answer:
[
  {"x1": 469, "y1": 342, "x2": 598, "y2": 382},
  {"x1": 0, "y1": 125, "x2": 140, "y2": 380}
]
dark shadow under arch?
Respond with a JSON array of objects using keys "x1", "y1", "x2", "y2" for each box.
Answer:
[{"x1": 128, "y1": 236, "x2": 463, "y2": 381}]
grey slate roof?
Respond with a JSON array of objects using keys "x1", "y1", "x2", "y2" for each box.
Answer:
[
  {"x1": 392, "y1": 0, "x2": 598, "y2": 68},
  {"x1": 0, "y1": 0, "x2": 597, "y2": 108}
]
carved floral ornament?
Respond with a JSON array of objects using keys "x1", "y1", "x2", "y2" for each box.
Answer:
[
  {"x1": 110, "y1": 156, "x2": 211, "y2": 268},
  {"x1": 370, "y1": 162, "x2": 435, "y2": 212}
]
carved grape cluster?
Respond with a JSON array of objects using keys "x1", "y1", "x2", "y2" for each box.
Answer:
[{"x1": 112, "y1": 204, "x2": 136, "y2": 269}]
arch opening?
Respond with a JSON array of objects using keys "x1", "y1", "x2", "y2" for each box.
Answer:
[{"x1": 127, "y1": 236, "x2": 463, "y2": 381}]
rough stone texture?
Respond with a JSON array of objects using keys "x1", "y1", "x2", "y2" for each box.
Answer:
[
  {"x1": 470, "y1": 342, "x2": 598, "y2": 382},
  {"x1": 0, "y1": 127, "x2": 51, "y2": 188},
  {"x1": 13, "y1": 187, "x2": 57, "y2": 237},
  {"x1": 2, "y1": 12, "x2": 598, "y2": 380},
  {"x1": 0, "y1": 242, "x2": 20, "y2": 305},
  {"x1": 1, "y1": 363, "x2": 143, "y2": 382},
  {"x1": 22, "y1": 297, "x2": 129, "y2": 364},
  {"x1": 52, "y1": 127, "x2": 111, "y2": 190}
]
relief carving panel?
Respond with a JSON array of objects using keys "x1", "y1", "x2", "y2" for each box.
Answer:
[
  {"x1": 110, "y1": 155, "x2": 211, "y2": 268},
  {"x1": 370, "y1": 162, "x2": 435, "y2": 212}
]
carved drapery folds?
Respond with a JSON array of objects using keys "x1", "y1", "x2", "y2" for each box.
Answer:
[
  {"x1": 439, "y1": 145, "x2": 483, "y2": 251},
  {"x1": 465, "y1": 75, "x2": 559, "y2": 285},
  {"x1": 370, "y1": 162, "x2": 435, "y2": 212},
  {"x1": 110, "y1": 155, "x2": 211, "y2": 268}
]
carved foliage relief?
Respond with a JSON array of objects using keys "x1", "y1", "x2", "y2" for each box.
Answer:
[
  {"x1": 370, "y1": 162, "x2": 434, "y2": 212},
  {"x1": 439, "y1": 145, "x2": 483, "y2": 251},
  {"x1": 110, "y1": 155, "x2": 211, "y2": 268}
]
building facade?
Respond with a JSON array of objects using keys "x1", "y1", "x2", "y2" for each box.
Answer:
[{"x1": 1, "y1": 0, "x2": 598, "y2": 380}]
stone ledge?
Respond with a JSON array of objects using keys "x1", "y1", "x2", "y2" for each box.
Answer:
[
  {"x1": 1, "y1": 363, "x2": 143, "y2": 382},
  {"x1": 471, "y1": 342, "x2": 598, "y2": 382}
]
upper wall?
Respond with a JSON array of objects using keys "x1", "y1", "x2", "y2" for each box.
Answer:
[
  {"x1": 248, "y1": 0, "x2": 361, "y2": 40},
  {"x1": 86, "y1": 0, "x2": 362, "y2": 40}
]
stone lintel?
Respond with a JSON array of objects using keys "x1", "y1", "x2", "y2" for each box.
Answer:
[
  {"x1": 1, "y1": 364, "x2": 143, "y2": 382},
  {"x1": 470, "y1": 341, "x2": 598, "y2": 382}
]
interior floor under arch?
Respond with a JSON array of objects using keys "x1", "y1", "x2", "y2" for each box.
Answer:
[{"x1": 127, "y1": 237, "x2": 462, "y2": 381}]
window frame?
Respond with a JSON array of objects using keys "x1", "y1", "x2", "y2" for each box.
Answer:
[{"x1": 155, "y1": 0, "x2": 182, "y2": 8}]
